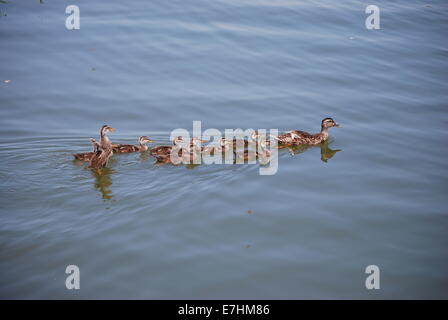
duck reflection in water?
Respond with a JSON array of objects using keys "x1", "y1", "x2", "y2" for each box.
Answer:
[
  {"x1": 280, "y1": 139, "x2": 341, "y2": 163},
  {"x1": 152, "y1": 139, "x2": 341, "y2": 167},
  {"x1": 91, "y1": 167, "x2": 114, "y2": 200},
  {"x1": 138, "y1": 150, "x2": 152, "y2": 162}
]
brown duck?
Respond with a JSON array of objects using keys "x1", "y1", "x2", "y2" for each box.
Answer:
[
  {"x1": 220, "y1": 131, "x2": 261, "y2": 151},
  {"x1": 150, "y1": 136, "x2": 184, "y2": 157},
  {"x1": 202, "y1": 138, "x2": 232, "y2": 156},
  {"x1": 234, "y1": 139, "x2": 271, "y2": 163},
  {"x1": 73, "y1": 138, "x2": 100, "y2": 162},
  {"x1": 274, "y1": 117, "x2": 341, "y2": 145},
  {"x1": 153, "y1": 137, "x2": 206, "y2": 164},
  {"x1": 112, "y1": 136, "x2": 154, "y2": 153},
  {"x1": 88, "y1": 125, "x2": 115, "y2": 169}
]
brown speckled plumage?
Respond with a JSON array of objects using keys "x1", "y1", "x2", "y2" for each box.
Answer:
[
  {"x1": 150, "y1": 136, "x2": 184, "y2": 157},
  {"x1": 88, "y1": 125, "x2": 115, "y2": 169},
  {"x1": 112, "y1": 136, "x2": 154, "y2": 154},
  {"x1": 234, "y1": 149, "x2": 258, "y2": 162},
  {"x1": 73, "y1": 138, "x2": 100, "y2": 162},
  {"x1": 234, "y1": 139, "x2": 271, "y2": 163},
  {"x1": 152, "y1": 137, "x2": 205, "y2": 165},
  {"x1": 276, "y1": 118, "x2": 340, "y2": 146},
  {"x1": 74, "y1": 152, "x2": 96, "y2": 162}
]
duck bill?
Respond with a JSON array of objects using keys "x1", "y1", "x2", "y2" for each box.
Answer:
[
  {"x1": 334, "y1": 123, "x2": 341, "y2": 128},
  {"x1": 108, "y1": 127, "x2": 116, "y2": 132}
]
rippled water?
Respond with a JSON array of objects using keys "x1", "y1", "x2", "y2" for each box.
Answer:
[{"x1": 0, "y1": 0, "x2": 447, "y2": 299}]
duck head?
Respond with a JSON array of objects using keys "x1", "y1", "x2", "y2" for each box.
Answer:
[
  {"x1": 250, "y1": 130, "x2": 261, "y2": 141},
  {"x1": 100, "y1": 125, "x2": 115, "y2": 137},
  {"x1": 172, "y1": 136, "x2": 184, "y2": 146},
  {"x1": 90, "y1": 138, "x2": 100, "y2": 152},
  {"x1": 190, "y1": 137, "x2": 208, "y2": 146},
  {"x1": 321, "y1": 118, "x2": 341, "y2": 130},
  {"x1": 138, "y1": 136, "x2": 154, "y2": 145}
]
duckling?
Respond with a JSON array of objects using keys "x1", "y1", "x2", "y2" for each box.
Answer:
[
  {"x1": 234, "y1": 138, "x2": 272, "y2": 163},
  {"x1": 250, "y1": 130, "x2": 264, "y2": 142},
  {"x1": 180, "y1": 149, "x2": 201, "y2": 164},
  {"x1": 179, "y1": 137, "x2": 208, "y2": 164},
  {"x1": 151, "y1": 136, "x2": 206, "y2": 157},
  {"x1": 252, "y1": 132, "x2": 278, "y2": 148},
  {"x1": 189, "y1": 137, "x2": 208, "y2": 152},
  {"x1": 201, "y1": 143, "x2": 219, "y2": 155},
  {"x1": 234, "y1": 150, "x2": 258, "y2": 163},
  {"x1": 220, "y1": 131, "x2": 260, "y2": 151},
  {"x1": 156, "y1": 138, "x2": 230, "y2": 165},
  {"x1": 150, "y1": 136, "x2": 184, "y2": 157},
  {"x1": 257, "y1": 139, "x2": 272, "y2": 161},
  {"x1": 112, "y1": 136, "x2": 154, "y2": 153},
  {"x1": 153, "y1": 146, "x2": 189, "y2": 165},
  {"x1": 202, "y1": 138, "x2": 231, "y2": 156},
  {"x1": 274, "y1": 118, "x2": 341, "y2": 145},
  {"x1": 73, "y1": 138, "x2": 100, "y2": 162},
  {"x1": 88, "y1": 125, "x2": 115, "y2": 169}
]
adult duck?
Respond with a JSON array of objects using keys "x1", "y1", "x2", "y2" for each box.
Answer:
[{"x1": 273, "y1": 118, "x2": 341, "y2": 145}]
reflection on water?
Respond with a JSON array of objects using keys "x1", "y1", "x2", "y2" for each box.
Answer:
[
  {"x1": 147, "y1": 139, "x2": 341, "y2": 170},
  {"x1": 87, "y1": 141, "x2": 341, "y2": 201},
  {"x1": 91, "y1": 167, "x2": 114, "y2": 200},
  {"x1": 138, "y1": 151, "x2": 152, "y2": 162},
  {"x1": 280, "y1": 140, "x2": 342, "y2": 162},
  {"x1": 81, "y1": 139, "x2": 342, "y2": 202},
  {"x1": 185, "y1": 163, "x2": 200, "y2": 169},
  {"x1": 319, "y1": 141, "x2": 342, "y2": 163}
]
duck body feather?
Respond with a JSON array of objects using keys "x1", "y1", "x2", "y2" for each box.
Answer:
[
  {"x1": 289, "y1": 130, "x2": 328, "y2": 145},
  {"x1": 234, "y1": 149, "x2": 259, "y2": 162},
  {"x1": 73, "y1": 138, "x2": 101, "y2": 162},
  {"x1": 73, "y1": 151, "x2": 96, "y2": 162},
  {"x1": 150, "y1": 145, "x2": 174, "y2": 157},
  {"x1": 88, "y1": 149, "x2": 113, "y2": 169},
  {"x1": 88, "y1": 125, "x2": 114, "y2": 169},
  {"x1": 112, "y1": 136, "x2": 153, "y2": 154},
  {"x1": 276, "y1": 118, "x2": 340, "y2": 146},
  {"x1": 112, "y1": 144, "x2": 142, "y2": 153}
]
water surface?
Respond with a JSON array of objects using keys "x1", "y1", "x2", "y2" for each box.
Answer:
[{"x1": 0, "y1": 0, "x2": 447, "y2": 299}]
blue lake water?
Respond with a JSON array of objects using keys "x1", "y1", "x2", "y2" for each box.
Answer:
[{"x1": 0, "y1": 0, "x2": 447, "y2": 299}]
